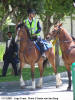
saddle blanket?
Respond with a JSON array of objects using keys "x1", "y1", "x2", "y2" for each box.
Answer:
[{"x1": 34, "y1": 39, "x2": 52, "y2": 51}]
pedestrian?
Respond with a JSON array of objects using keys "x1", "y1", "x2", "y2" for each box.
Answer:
[{"x1": 2, "y1": 32, "x2": 19, "y2": 76}]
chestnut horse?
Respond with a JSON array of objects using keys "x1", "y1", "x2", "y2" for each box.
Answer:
[
  {"x1": 47, "y1": 24, "x2": 75, "y2": 91},
  {"x1": 15, "y1": 24, "x2": 62, "y2": 90}
]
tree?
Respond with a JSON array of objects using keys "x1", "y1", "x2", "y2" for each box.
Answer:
[
  {"x1": 0, "y1": 0, "x2": 45, "y2": 40},
  {"x1": 39, "y1": 0, "x2": 74, "y2": 36},
  {"x1": 0, "y1": 0, "x2": 74, "y2": 31}
]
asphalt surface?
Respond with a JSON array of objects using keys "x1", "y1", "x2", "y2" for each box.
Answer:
[{"x1": 0, "y1": 72, "x2": 73, "y2": 100}]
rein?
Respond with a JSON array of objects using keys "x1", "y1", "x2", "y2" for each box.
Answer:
[
  {"x1": 52, "y1": 36, "x2": 72, "y2": 46},
  {"x1": 59, "y1": 40, "x2": 72, "y2": 43},
  {"x1": 52, "y1": 27, "x2": 73, "y2": 45},
  {"x1": 52, "y1": 27, "x2": 75, "y2": 54}
]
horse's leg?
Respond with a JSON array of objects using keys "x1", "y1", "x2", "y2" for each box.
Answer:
[
  {"x1": 37, "y1": 57, "x2": 43, "y2": 88},
  {"x1": 67, "y1": 71, "x2": 71, "y2": 91},
  {"x1": 31, "y1": 64, "x2": 36, "y2": 90},
  {"x1": 45, "y1": 48, "x2": 62, "y2": 87},
  {"x1": 65, "y1": 64, "x2": 71, "y2": 91},
  {"x1": 19, "y1": 62, "x2": 25, "y2": 88}
]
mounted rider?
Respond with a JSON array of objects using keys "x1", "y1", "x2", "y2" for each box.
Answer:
[{"x1": 23, "y1": 8, "x2": 45, "y2": 56}]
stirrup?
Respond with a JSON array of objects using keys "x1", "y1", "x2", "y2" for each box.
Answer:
[{"x1": 42, "y1": 53, "x2": 46, "y2": 58}]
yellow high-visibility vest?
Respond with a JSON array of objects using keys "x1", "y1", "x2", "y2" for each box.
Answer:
[{"x1": 24, "y1": 18, "x2": 40, "y2": 36}]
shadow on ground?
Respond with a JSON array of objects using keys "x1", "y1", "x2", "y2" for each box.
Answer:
[{"x1": 0, "y1": 76, "x2": 69, "y2": 96}]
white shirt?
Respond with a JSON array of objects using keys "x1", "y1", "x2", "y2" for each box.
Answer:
[
  {"x1": 7, "y1": 37, "x2": 12, "y2": 48},
  {"x1": 28, "y1": 18, "x2": 32, "y2": 23},
  {"x1": 73, "y1": 2, "x2": 75, "y2": 7}
]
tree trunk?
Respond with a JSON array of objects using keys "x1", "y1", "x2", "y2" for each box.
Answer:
[
  {"x1": 55, "y1": 40, "x2": 59, "y2": 69},
  {"x1": 71, "y1": 14, "x2": 73, "y2": 36},
  {"x1": 0, "y1": 31, "x2": 3, "y2": 42},
  {"x1": 43, "y1": 16, "x2": 52, "y2": 38}
]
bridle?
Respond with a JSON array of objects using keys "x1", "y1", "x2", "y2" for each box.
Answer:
[
  {"x1": 16, "y1": 27, "x2": 27, "y2": 42},
  {"x1": 52, "y1": 26, "x2": 72, "y2": 43},
  {"x1": 52, "y1": 26, "x2": 61, "y2": 38}
]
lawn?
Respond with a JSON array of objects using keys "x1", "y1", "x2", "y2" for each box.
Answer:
[
  {"x1": 0, "y1": 66, "x2": 66, "y2": 82},
  {"x1": 0, "y1": 42, "x2": 5, "y2": 61}
]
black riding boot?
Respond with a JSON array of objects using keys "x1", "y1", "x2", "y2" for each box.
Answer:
[{"x1": 37, "y1": 41, "x2": 45, "y2": 55}]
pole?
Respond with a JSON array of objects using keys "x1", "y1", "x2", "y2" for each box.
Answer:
[{"x1": 71, "y1": 14, "x2": 73, "y2": 36}]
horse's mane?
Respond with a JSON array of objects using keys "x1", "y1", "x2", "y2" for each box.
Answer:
[
  {"x1": 61, "y1": 27, "x2": 73, "y2": 40},
  {"x1": 17, "y1": 23, "x2": 31, "y2": 39}
]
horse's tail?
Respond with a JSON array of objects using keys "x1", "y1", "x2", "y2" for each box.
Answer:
[{"x1": 43, "y1": 58, "x2": 48, "y2": 69}]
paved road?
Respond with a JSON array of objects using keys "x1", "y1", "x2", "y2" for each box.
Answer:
[{"x1": 0, "y1": 72, "x2": 73, "y2": 100}]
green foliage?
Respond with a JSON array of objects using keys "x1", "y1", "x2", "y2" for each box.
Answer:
[
  {"x1": 42, "y1": 0, "x2": 74, "y2": 20},
  {"x1": 0, "y1": 3, "x2": 5, "y2": 22},
  {"x1": 0, "y1": 0, "x2": 75, "y2": 39},
  {"x1": 2, "y1": 25, "x2": 16, "y2": 41},
  {"x1": 0, "y1": 0, "x2": 74, "y2": 22},
  {"x1": 2, "y1": 26, "x2": 8, "y2": 41}
]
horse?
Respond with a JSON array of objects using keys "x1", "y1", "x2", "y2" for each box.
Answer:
[
  {"x1": 15, "y1": 24, "x2": 62, "y2": 90},
  {"x1": 47, "y1": 23, "x2": 75, "y2": 91}
]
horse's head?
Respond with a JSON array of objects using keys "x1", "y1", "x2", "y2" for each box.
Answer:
[
  {"x1": 46, "y1": 23, "x2": 62, "y2": 40},
  {"x1": 15, "y1": 23, "x2": 30, "y2": 42}
]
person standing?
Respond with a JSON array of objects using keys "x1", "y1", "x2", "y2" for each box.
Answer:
[{"x1": 2, "y1": 32, "x2": 18, "y2": 76}]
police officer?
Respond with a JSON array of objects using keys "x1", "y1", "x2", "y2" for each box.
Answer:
[{"x1": 23, "y1": 9, "x2": 45, "y2": 55}]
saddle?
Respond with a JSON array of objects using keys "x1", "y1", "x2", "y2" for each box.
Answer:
[
  {"x1": 34, "y1": 39, "x2": 52, "y2": 54},
  {"x1": 36, "y1": 41, "x2": 45, "y2": 54}
]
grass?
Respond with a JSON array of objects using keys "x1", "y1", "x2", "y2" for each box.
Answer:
[
  {"x1": 0, "y1": 66, "x2": 66, "y2": 82},
  {"x1": 0, "y1": 43, "x2": 5, "y2": 61}
]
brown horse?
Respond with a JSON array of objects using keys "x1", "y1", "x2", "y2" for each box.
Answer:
[
  {"x1": 15, "y1": 24, "x2": 62, "y2": 90},
  {"x1": 47, "y1": 23, "x2": 75, "y2": 91}
]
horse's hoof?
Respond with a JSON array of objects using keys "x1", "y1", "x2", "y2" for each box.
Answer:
[
  {"x1": 36, "y1": 85, "x2": 42, "y2": 89},
  {"x1": 67, "y1": 87, "x2": 71, "y2": 91},
  {"x1": 30, "y1": 88, "x2": 35, "y2": 91},
  {"x1": 21, "y1": 85, "x2": 25, "y2": 89},
  {"x1": 56, "y1": 85, "x2": 59, "y2": 88}
]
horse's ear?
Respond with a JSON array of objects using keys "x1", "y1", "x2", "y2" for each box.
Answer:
[{"x1": 59, "y1": 23, "x2": 62, "y2": 27}]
